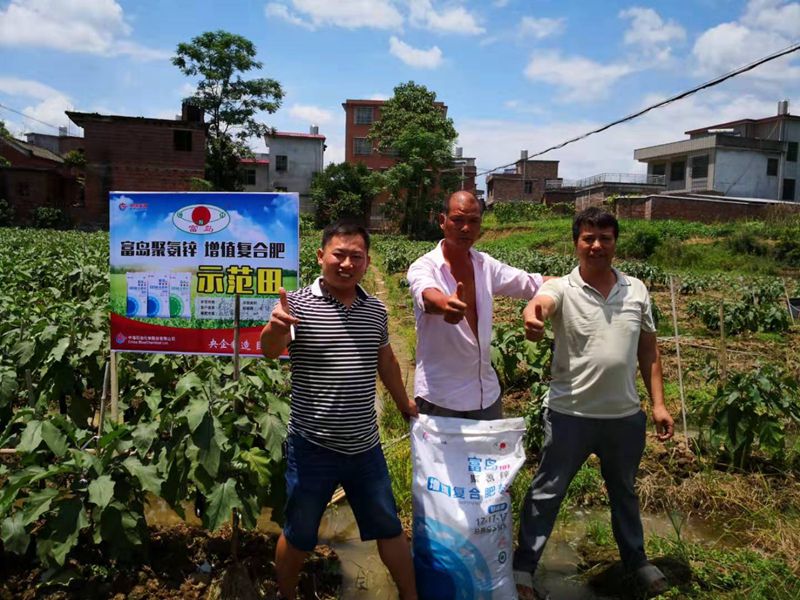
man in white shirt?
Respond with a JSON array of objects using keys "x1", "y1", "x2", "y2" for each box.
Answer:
[
  {"x1": 407, "y1": 191, "x2": 545, "y2": 419},
  {"x1": 513, "y1": 207, "x2": 674, "y2": 600}
]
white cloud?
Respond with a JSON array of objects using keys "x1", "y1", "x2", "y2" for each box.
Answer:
[
  {"x1": 266, "y1": 0, "x2": 403, "y2": 30},
  {"x1": 0, "y1": 77, "x2": 63, "y2": 100},
  {"x1": 0, "y1": 76, "x2": 75, "y2": 131},
  {"x1": 524, "y1": 51, "x2": 635, "y2": 101},
  {"x1": 389, "y1": 36, "x2": 443, "y2": 69},
  {"x1": 0, "y1": 0, "x2": 167, "y2": 59},
  {"x1": 503, "y1": 99, "x2": 550, "y2": 116},
  {"x1": 742, "y1": 0, "x2": 800, "y2": 38},
  {"x1": 370, "y1": 93, "x2": 390, "y2": 100},
  {"x1": 692, "y1": 0, "x2": 800, "y2": 83},
  {"x1": 518, "y1": 16, "x2": 565, "y2": 40},
  {"x1": 288, "y1": 104, "x2": 334, "y2": 124},
  {"x1": 461, "y1": 91, "x2": 783, "y2": 182},
  {"x1": 619, "y1": 7, "x2": 685, "y2": 62},
  {"x1": 264, "y1": 2, "x2": 314, "y2": 29},
  {"x1": 408, "y1": 0, "x2": 484, "y2": 35}
]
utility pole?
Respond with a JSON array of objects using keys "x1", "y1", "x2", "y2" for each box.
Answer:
[{"x1": 520, "y1": 150, "x2": 528, "y2": 202}]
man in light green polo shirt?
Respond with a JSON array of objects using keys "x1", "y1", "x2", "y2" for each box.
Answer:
[{"x1": 512, "y1": 207, "x2": 674, "y2": 600}]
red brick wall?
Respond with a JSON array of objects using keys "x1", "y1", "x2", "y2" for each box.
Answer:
[
  {"x1": 77, "y1": 119, "x2": 205, "y2": 227},
  {"x1": 0, "y1": 168, "x2": 79, "y2": 225},
  {"x1": 489, "y1": 161, "x2": 559, "y2": 203},
  {"x1": 616, "y1": 195, "x2": 800, "y2": 223},
  {"x1": 0, "y1": 145, "x2": 59, "y2": 169}
]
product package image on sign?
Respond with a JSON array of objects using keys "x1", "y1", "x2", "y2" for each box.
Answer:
[{"x1": 109, "y1": 191, "x2": 299, "y2": 356}]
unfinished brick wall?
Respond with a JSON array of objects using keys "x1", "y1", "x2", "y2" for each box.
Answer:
[{"x1": 616, "y1": 195, "x2": 800, "y2": 222}]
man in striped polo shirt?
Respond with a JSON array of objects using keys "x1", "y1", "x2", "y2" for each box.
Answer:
[{"x1": 261, "y1": 221, "x2": 418, "y2": 600}]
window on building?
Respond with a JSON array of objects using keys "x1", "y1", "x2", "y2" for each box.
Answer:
[
  {"x1": 767, "y1": 158, "x2": 779, "y2": 176},
  {"x1": 275, "y1": 155, "x2": 288, "y2": 172},
  {"x1": 355, "y1": 107, "x2": 374, "y2": 125},
  {"x1": 651, "y1": 163, "x2": 666, "y2": 176},
  {"x1": 691, "y1": 155, "x2": 709, "y2": 179},
  {"x1": 670, "y1": 160, "x2": 685, "y2": 181},
  {"x1": 524, "y1": 180, "x2": 533, "y2": 194},
  {"x1": 354, "y1": 138, "x2": 371, "y2": 155},
  {"x1": 788, "y1": 141, "x2": 798, "y2": 162},
  {"x1": 783, "y1": 178, "x2": 796, "y2": 201},
  {"x1": 243, "y1": 169, "x2": 256, "y2": 185},
  {"x1": 173, "y1": 130, "x2": 192, "y2": 152}
]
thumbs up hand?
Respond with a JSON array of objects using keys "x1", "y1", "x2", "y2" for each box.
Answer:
[
  {"x1": 523, "y1": 302, "x2": 546, "y2": 341},
  {"x1": 443, "y1": 282, "x2": 467, "y2": 324},
  {"x1": 269, "y1": 287, "x2": 300, "y2": 335}
]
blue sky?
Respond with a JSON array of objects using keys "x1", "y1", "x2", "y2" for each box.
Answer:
[{"x1": 1, "y1": 0, "x2": 798, "y2": 183}]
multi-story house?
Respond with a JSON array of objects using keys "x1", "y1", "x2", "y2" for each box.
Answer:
[
  {"x1": 634, "y1": 101, "x2": 799, "y2": 202},
  {"x1": 263, "y1": 127, "x2": 325, "y2": 213}
]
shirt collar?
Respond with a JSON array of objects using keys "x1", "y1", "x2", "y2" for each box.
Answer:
[
  {"x1": 311, "y1": 277, "x2": 368, "y2": 301},
  {"x1": 567, "y1": 265, "x2": 629, "y2": 288}
]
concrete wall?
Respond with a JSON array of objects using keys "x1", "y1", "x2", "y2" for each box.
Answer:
[
  {"x1": 266, "y1": 136, "x2": 323, "y2": 213},
  {"x1": 713, "y1": 149, "x2": 780, "y2": 199}
]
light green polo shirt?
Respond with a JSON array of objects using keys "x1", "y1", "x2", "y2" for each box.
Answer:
[{"x1": 540, "y1": 266, "x2": 656, "y2": 418}]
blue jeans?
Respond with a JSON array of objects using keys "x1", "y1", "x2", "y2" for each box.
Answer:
[
  {"x1": 283, "y1": 433, "x2": 403, "y2": 552},
  {"x1": 513, "y1": 409, "x2": 648, "y2": 573}
]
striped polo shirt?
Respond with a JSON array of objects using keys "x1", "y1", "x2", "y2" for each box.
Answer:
[{"x1": 284, "y1": 277, "x2": 388, "y2": 454}]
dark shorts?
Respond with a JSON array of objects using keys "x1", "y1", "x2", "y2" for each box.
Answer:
[{"x1": 283, "y1": 433, "x2": 403, "y2": 552}]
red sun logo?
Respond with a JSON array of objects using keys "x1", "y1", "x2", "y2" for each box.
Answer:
[{"x1": 191, "y1": 206, "x2": 212, "y2": 225}]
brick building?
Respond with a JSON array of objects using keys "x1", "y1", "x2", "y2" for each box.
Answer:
[
  {"x1": 66, "y1": 104, "x2": 205, "y2": 227},
  {"x1": 0, "y1": 136, "x2": 80, "y2": 224},
  {"x1": 342, "y1": 98, "x2": 476, "y2": 227},
  {"x1": 485, "y1": 158, "x2": 559, "y2": 206},
  {"x1": 264, "y1": 127, "x2": 325, "y2": 213}
]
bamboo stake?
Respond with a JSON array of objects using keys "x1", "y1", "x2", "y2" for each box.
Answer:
[
  {"x1": 25, "y1": 369, "x2": 35, "y2": 407},
  {"x1": 231, "y1": 293, "x2": 241, "y2": 560},
  {"x1": 784, "y1": 279, "x2": 796, "y2": 326},
  {"x1": 110, "y1": 350, "x2": 119, "y2": 423},
  {"x1": 719, "y1": 304, "x2": 727, "y2": 382},
  {"x1": 669, "y1": 276, "x2": 689, "y2": 442},
  {"x1": 97, "y1": 360, "x2": 110, "y2": 443}
]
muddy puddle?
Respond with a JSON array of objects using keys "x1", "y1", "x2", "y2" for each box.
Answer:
[{"x1": 146, "y1": 496, "x2": 718, "y2": 599}]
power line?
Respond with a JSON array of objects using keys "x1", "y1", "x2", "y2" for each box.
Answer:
[
  {"x1": 0, "y1": 102, "x2": 64, "y2": 131},
  {"x1": 477, "y1": 42, "x2": 800, "y2": 178}
]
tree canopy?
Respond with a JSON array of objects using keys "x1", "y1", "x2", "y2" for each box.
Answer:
[
  {"x1": 369, "y1": 81, "x2": 458, "y2": 238},
  {"x1": 310, "y1": 162, "x2": 382, "y2": 228},
  {"x1": 173, "y1": 30, "x2": 284, "y2": 191}
]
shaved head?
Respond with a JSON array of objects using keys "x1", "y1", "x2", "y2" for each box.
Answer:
[{"x1": 443, "y1": 191, "x2": 482, "y2": 215}]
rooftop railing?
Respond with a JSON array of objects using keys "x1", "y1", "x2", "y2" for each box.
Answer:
[{"x1": 545, "y1": 173, "x2": 666, "y2": 189}]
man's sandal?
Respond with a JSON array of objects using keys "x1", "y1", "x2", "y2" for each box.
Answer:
[
  {"x1": 513, "y1": 570, "x2": 549, "y2": 600},
  {"x1": 633, "y1": 562, "x2": 669, "y2": 598}
]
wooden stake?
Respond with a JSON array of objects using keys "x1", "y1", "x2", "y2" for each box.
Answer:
[
  {"x1": 25, "y1": 369, "x2": 35, "y2": 407},
  {"x1": 719, "y1": 304, "x2": 727, "y2": 382},
  {"x1": 669, "y1": 276, "x2": 689, "y2": 442},
  {"x1": 98, "y1": 360, "x2": 110, "y2": 442},
  {"x1": 784, "y1": 279, "x2": 796, "y2": 326},
  {"x1": 233, "y1": 294, "x2": 241, "y2": 383},
  {"x1": 110, "y1": 350, "x2": 119, "y2": 423}
]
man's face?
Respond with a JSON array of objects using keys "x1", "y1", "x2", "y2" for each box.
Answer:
[
  {"x1": 440, "y1": 197, "x2": 482, "y2": 250},
  {"x1": 317, "y1": 233, "x2": 370, "y2": 294},
  {"x1": 575, "y1": 225, "x2": 616, "y2": 270}
]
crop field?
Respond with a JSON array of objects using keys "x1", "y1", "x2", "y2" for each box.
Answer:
[{"x1": 1, "y1": 213, "x2": 800, "y2": 599}]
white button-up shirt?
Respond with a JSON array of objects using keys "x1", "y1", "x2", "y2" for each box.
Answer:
[{"x1": 407, "y1": 241, "x2": 543, "y2": 411}]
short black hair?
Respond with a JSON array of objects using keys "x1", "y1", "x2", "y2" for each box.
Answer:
[
  {"x1": 572, "y1": 207, "x2": 619, "y2": 242},
  {"x1": 321, "y1": 220, "x2": 370, "y2": 252}
]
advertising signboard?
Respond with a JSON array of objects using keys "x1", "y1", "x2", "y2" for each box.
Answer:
[{"x1": 109, "y1": 191, "x2": 299, "y2": 356}]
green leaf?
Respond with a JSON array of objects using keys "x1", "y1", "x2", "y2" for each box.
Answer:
[
  {"x1": 143, "y1": 389, "x2": 162, "y2": 414},
  {"x1": 36, "y1": 497, "x2": 87, "y2": 567},
  {"x1": 13, "y1": 340, "x2": 35, "y2": 367},
  {"x1": 22, "y1": 487, "x2": 59, "y2": 526},
  {"x1": 99, "y1": 502, "x2": 146, "y2": 553},
  {"x1": 256, "y1": 413, "x2": 286, "y2": 461},
  {"x1": 49, "y1": 337, "x2": 71, "y2": 362},
  {"x1": 88, "y1": 475, "x2": 115, "y2": 510},
  {"x1": 184, "y1": 397, "x2": 209, "y2": 432},
  {"x1": 0, "y1": 367, "x2": 18, "y2": 404},
  {"x1": 175, "y1": 372, "x2": 203, "y2": 399},
  {"x1": 17, "y1": 420, "x2": 43, "y2": 453},
  {"x1": 78, "y1": 331, "x2": 105, "y2": 359},
  {"x1": 41, "y1": 420, "x2": 68, "y2": 457},
  {"x1": 1, "y1": 511, "x2": 30, "y2": 555},
  {"x1": 240, "y1": 448, "x2": 272, "y2": 487},
  {"x1": 123, "y1": 457, "x2": 163, "y2": 496},
  {"x1": 204, "y1": 478, "x2": 242, "y2": 532},
  {"x1": 132, "y1": 421, "x2": 159, "y2": 456}
]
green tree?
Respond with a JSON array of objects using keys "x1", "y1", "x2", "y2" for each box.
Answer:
[
  {"x1": 369, "y1": 81, "x2": 458, "y2": 238},
  {"x1": 310, "y1": 162, "x2": 382, "y2": 228},
  {"x1": 0, "y1": 120, "x2": 11, "y2": 139},
  {"x1": 173, "y1": 30, "x2": 284, "y2": 191}
]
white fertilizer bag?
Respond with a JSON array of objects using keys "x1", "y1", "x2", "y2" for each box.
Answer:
[{"x1": 411, "y1": 414, "x2": 527, "y2": 600}]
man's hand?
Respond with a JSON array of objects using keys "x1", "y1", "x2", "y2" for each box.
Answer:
[
  {"x1": 443, "y1": 282, "x2": 467, "y2": 325},
  {"x1": 523, "y1": 303, "x2": 546, "y2": 341},
  {"x1": 652, "y1": 405, "x2": 674, "y2": 441},
  {"x1": 396, "y1": 397, "x2": 419, "y2": 422},
  {"x1": 268, "y1": 287, "x2": 299, "y2": 335}
]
